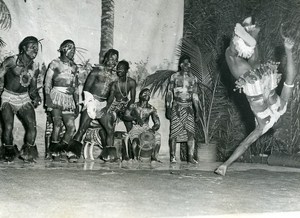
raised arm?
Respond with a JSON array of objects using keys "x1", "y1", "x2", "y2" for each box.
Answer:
[{"x1": 283, "y1": 37, "x2": 295, "y2": 85}]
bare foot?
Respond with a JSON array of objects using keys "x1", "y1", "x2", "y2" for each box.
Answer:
[
  {"x1": 170, "y1": 157, "x2": 177, "y2": 164},
  {"x1": 214, "y1": 165, "x2": 227, "y2": 176},
  {"x1": 188, "y1": 158, "x2": 198, "y2": 164}
]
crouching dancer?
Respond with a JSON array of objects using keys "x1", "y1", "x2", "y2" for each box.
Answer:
[
  {"x1": 0, "y1": 36, "x2": 41, "y2": 162},
  {"x1": 215, "y1": 17, "x2": 296, "y2": 176},
  {"x1": 67, "y1": 49, "x2": 119, "y2": 161}
]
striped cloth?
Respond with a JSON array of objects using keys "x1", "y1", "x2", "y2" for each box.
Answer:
[{"x1": 169, "y1": 101, "x2": 195, "y2": 142}]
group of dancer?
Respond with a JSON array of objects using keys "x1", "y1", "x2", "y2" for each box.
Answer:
[
  {"x1": 0, "y1": 38, "x2": 162, "y2": 163},
  {"x1": 0, "y1": 16, "x2": 297, "y2": 176}
]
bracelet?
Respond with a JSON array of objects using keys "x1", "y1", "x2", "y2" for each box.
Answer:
[{"x1": 284, "y1": 82, "x2": 294, "y2": 88}]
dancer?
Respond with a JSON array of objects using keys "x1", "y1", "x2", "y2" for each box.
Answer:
[
  {"x1": 67, "y1": 49, "x2": 119, "y2": 161},
  {"x1": 215, "y1": 17, "x2": 296, "y2": 176},
  {"x1": 166, "y1": 54, "x2": 201, "y2": 164},
  {"x1": 44, "y1": 40, "x2": 79, "y2": 158},
  {"x1": 0, "y1": 36, "x2": 41, "y2": 162}
]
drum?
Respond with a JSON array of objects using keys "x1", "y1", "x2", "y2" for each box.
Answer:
[{"x1": 137, "y1": 131, "x2": 155, "y2": 159}]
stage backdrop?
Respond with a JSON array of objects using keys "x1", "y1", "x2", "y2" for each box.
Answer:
[{"x1": 0, "y1": 0, "x2": 183, "y2": 156}]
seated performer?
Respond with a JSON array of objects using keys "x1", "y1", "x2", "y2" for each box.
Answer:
[
  {"x1": 165, "y1": 54, "x2": 201, "y2": 164},
  {"x1": 0, "y1": 36, "x2": 42, "y2": 162},
  {"x1": 44, "y1": 40, "x2": 79, "y2": 159},
  {"x1": 67, "y1": 49, "x2": 119, "y2": 161},
  {"x1": 124, "y1": 88, "x2": 161, "y2": 161},
  {"x1": 215, "y1": 17, "x2": 296, "y2": 176}
]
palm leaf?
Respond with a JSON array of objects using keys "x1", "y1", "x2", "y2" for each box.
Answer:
[
  {"x1": 0, "y1": 0, "x2": 11, "y2": 30},
  {"x1": 0, "y1": 37, "x2": 6, "y2": 47},
  {"x1": 177, "y1": 38, "x2": 214, "y2": 89},
  {"x1": 142, "y1": 70, "x2": 176, "y2": 97}
]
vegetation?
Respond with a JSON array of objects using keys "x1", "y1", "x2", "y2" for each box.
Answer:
[
  {"x1": 0, "y1": 0, "x2": 12, "y2": 47},
  {"x1": 185, "y1": 0, "x2": 300, "y2": 158}
]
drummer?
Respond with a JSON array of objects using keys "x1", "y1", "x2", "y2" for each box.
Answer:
[{"x1": 124, "y1": 88, "x2": 161, "y2": 161}]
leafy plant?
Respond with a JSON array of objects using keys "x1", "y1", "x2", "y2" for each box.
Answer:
[
  {"x1": 130, "y1": 59, "x2": 150, "y2": 87},
  {"x1": 197, "y1": 74, "x2": 220, "y2": 144},
  {"x1": 184, "y1": 0, "x2": 300, "y2": 158},
  {"x1": 78, "y1": 59, "x2": 93, "y2": 85},
  {"x1": 0, "y1": 0, "x2": 12, "y2": 47}
]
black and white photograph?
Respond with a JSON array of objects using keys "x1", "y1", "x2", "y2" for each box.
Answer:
[{"x1": 1, "y1": 0, "x2": 300, "y2": 217}]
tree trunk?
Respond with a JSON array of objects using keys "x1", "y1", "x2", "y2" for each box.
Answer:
[{"x1": 99, "y1": 0, "x2": 115, "y2": 64}]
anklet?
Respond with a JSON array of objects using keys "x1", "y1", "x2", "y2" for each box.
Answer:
[{"x1": 284, "y1": 82, "x2": 294, "y2": 88}]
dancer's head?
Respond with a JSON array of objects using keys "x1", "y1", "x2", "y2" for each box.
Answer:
[
  {"x1": 18, "y1": 36, "x2": 39, "y2": 60},
  {"x1": 58, "y1": 39, "x2": 76, "y2": 60},
  {"x1": 102, "y1": 49, "x2": 119, "y2": 69}
]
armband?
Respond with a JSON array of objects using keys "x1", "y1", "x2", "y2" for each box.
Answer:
[{"x1": 284, "y1": 82, "x2": 294, "y2": 88}]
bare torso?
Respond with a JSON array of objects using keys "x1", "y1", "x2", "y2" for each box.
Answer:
[
  {"x1": 50, "y1": 59, "x2": 77, "y2": 87},
  {"x1": 132, "y1": 103, "x2": 154, "y2": 124},
  {"x1": 84, "y1": 66, "x2": 117, "y2": 100},
  {"x1": 225, "y1": 46, "x2": 279, "y2": 114},
  {"x1": 2, "y1": 56, "x2": 37, "y2": 93},
  {"x1": 171, "y1": 71, "x2": 196, "y2": 103},
  {"x1": 111, "y1": 77, "x2": 136, "y2": 102}
]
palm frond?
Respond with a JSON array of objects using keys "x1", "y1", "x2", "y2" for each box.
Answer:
[
  {"x1": 142, "y1": 70, "x2": 176, "y2": 96},
  {"x1": 0, "y1": 37, "x2": 6, "y2": 47},
  {"x1": 0, "y1": 0, "x2": 11, "y2": 30},
  {"x1": 177, "y1": 38, "x2": 214, "y2": 89}
]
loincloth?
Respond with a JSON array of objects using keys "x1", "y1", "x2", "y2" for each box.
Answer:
[
  {"x1": 1, "y1": 89, "x2": 32, "y2": 113},
  {"x1": 235, "y1": 61, "x2": 281, "y2": 97},
  {"x1": 83, "y1": 91, "x2": 107, "y2": 119},
  {"x1": 50, "y1": 86, "x2": 76, "y2": 113},
  {"x1": 170, "y1": 101, "x2": 195, "y2": 142}
]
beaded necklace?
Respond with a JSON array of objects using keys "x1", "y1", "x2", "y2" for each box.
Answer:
[{"x1": 17, "y1": 56, "x2": 34, "y2": 88}]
